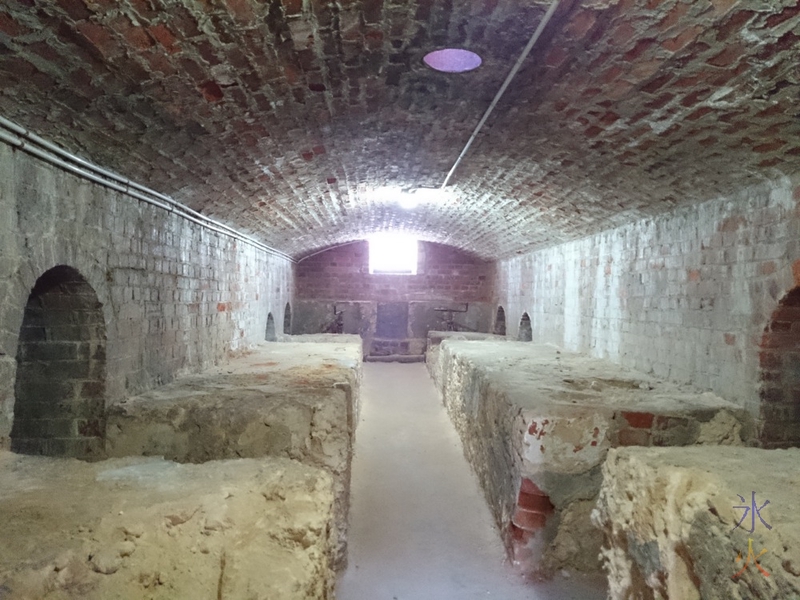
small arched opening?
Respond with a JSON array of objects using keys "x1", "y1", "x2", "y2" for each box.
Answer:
[
  {"x1": 12, "y1": 265, "x2": 106, "y2": 460},
  {"x1": 283, "y1": 302, "x2": 292, "y2": 335},
  {"x1": 759, "y1": 287, "x2": 800, "y2": 448},
  {"x1": 266, "y1": 312, "x2": 277, "y2": 341},
  {"x1": 518, "y1": 312, "x2": 532, "y2": 342},
  {"x1": 494, "y1": 306, "x2": 506, "y2": 336}
]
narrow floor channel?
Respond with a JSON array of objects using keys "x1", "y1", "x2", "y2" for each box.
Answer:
[{"x1": 337, "y1": 362, "x2": 607, "y2": 599}]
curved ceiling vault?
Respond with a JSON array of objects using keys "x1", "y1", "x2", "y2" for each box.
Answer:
[{"x1": 1, "y1": 0, "x2": 799, "y2": 259}]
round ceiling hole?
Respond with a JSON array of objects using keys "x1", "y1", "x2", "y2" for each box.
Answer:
[{"x1": 423, "y1": 49, "x2": 482, "y2": 73}]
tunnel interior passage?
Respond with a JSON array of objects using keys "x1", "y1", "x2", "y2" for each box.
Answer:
[
  {"x1": 518, "y1": 312, "x2": 532, "y2": 342},
  {"x1": 11, "y1": 265, "x2": 107, "y2": 459},
  {"x1": 760, "y1": 287, "x2": 800, "y2": 448}
]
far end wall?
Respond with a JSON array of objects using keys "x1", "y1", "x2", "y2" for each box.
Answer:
[
  {"x1": 294, "y1": 241, "x2": 494, "y2": 357},
  {"x1": 495, "y1": 175, "x2": 800, "y2": 445}
]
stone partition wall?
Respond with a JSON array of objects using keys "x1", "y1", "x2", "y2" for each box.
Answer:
[
  {"x1": 495, "y1": 176, "x2": 800, "y2": 443},
  {"x1": 0, "y1": 140, "x2": 293, "y2": 451}
]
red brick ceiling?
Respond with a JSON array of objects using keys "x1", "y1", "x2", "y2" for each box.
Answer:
[{"x1": 1, "y1": 0, "x2": 798, "y2": 259}]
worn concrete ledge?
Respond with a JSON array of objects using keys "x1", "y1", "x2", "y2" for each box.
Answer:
[
  {"x1": 435, "y1": 340, "x2": 756, "y2": 579},
  {"x1": 281, "y1": 333, "x2": 363, "y2": 345},
  {"x1": 0, "y1": 451, "x2": 335, "y2": 599},
  {"x1": 107, "y1": 339, "x2": 362, "y2": 569},
  {"x1": 365, "y1": 353, "x2": 425, "y2": 363},
  {"x1": 425, "y1": 331, "x2": 506, "y2": 386},
  {"x1": 594, "y1": 446, "x2": 800, "y2": 599}
]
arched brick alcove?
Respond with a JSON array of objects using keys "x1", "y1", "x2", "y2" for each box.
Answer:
[
  {"x1": 760, "y1": 287, "x2": 800, "y2": 448},
  {"x1": 518, "y1": 312, "x2": 532, "y2": 342},
  {"x1": 11, "y1": 265, "x2": 106, "y2": 459},
  {"x1": 283, "y1": 302, "x2": 292, "y2": 335},
  {"x1": 266, "y1": 312, "x2": 277, "y2": 341},
  {"x1": 494, "y1": 306, "x2": 506, "y2": 336}
]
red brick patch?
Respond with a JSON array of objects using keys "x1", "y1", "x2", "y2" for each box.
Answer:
[
  {"x1": 519, "y1": 477, "x2": 545, "y2": 496},
  {"x1": 621, "y1": 411, "x2": 654, "y2": 429},
  {"x1": 147, "y1": 24, "x2": 179, "y2": 53},
  {"x1": 512, "y1": 507, "x2": 548, "y2": 531},
  {"x1": 517, "y1": 491, "x2": 554, "y2": 513},
  {"x1": 200, "y1": 81, "x2": 224, "y2": 102},
  {"x1": 0, "y1": 12, "x2": 26, "y2": 36}
]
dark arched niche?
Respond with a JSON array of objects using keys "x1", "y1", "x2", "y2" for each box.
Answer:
[
  {"x1": 12, "y1": 265, "x2": 106, "y2": 460},
  {"x1": 283, "y1": 302, "x2": 292, "y2": 335},
  {"x1": 759, "y1": 287, "x2": 800, "y2": 448},
  {"x1": 494, "y1": 306, "x2": 506, "y2": 336},
  {"x1": 518, "y1": 312, "x2": 532, "y2": 342},
  {"x1": 266, "y1": 312, "x2": 277, "y2": 341}
]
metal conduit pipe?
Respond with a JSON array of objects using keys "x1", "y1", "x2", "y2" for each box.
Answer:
[
  {"x1": 0, "y1": 116, "x2": 294, "y2": 263},
  {"x1": 441, "y1": 0, "x2": 563, "y2": 189}
]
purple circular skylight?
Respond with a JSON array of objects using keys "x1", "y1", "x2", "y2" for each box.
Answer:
[{"x1": 423, "y1": 48, "x2": 482, "y2": 73}]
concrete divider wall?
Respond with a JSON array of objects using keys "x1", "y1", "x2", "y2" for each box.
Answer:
[
  {"x1": 106, "y1": 338, "x2": 362, "y2": 570},
  {"x1": 435, "y1": 340, "x2": 755, "y2": 578}
]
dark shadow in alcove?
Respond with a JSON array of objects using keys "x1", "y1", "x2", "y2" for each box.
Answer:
[
  {"x1": 759, "y1": 287, "x2": 800, "y2": 448},
  {"x1": 284, "y1": 302, "x2": 292, "y2": 334},
  {"x1": 518, "y1": 312, "x2": 532, "y2": 342},
  {"x1": 266, "y1": 312, "x2": 277, "y2": 341},
  {"x1": 11, "y1": 265, "x2": 106, "y2": 460},
  {"x1": 495, "y1": 306, "x2": 506, "y2": 336}
]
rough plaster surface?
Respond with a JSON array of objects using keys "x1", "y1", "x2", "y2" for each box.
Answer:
[
  {"x1": 495, "y1": 176, "x2": 800, "y2": 421},
  {"x1": 433, "y1": 340, "x2": 754, "y2": 578},
  {"x1": 594, "y1": 446, "x2": 800, "y2": 599},
  {"x1": 0, "y1": 451, "x2": 335, "y2": 599},
  {"x1": 0, "y1": 142, "x2": 293, "y2": 447},
  {"x1": 107, "y1": 339, "x2": 362, "y2": 568}
]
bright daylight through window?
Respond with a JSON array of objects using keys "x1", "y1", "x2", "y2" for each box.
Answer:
[{"x1": 368, "y1": 234, "x2": 418, "y2": 275}]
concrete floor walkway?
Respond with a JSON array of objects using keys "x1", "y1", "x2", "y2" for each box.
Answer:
[{"x1": 337, "y1": 362, "x2": 607, "y2": 600}]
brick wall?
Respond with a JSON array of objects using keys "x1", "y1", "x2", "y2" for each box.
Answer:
[
  {"x1": 295, "y1": 241, "x2": 494, "y2": 356},
  {"x1": 296, "y1": 240, "x2": 494, "y2": 302},
  {"x1": 0, "y1": 141, "x2": 293, "y2": 448},
  {"x1": 495, "y1": 175, "x2": 800, "y2": 441}
]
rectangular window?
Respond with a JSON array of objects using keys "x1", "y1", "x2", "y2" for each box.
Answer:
[{"x1": 368, "y1": 234, "x2": 418, "y2": 275}]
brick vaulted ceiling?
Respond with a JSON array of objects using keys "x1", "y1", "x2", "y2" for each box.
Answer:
[{"x1": 1, "y1": 0, "x2": 799, "y2": 259}]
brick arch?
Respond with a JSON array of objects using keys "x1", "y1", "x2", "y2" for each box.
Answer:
[
  {"x1": 266, "y1": 312, "x2": 277, "y2": 341},
  {"x1": 494, "y1": 306, "x2": 506, "y2": 336},
  {"x1": 283, "y1": 302, "x2": 292, "y2": 335},
  {"x1": 759, "y1": 286, "x2": 800, "y2": 448},
  {"x1": 12, "y1": 265, "x2": 106, "y2": 459}
]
